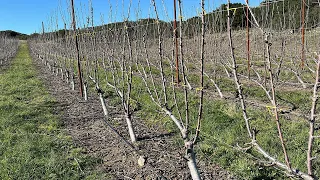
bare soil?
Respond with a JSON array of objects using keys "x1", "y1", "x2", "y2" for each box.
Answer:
[{"x1": 31, "y1": 52, "x2": 236, "y2": 179}]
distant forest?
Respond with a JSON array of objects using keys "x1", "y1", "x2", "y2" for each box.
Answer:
[{"x1": 28, "y1": 0, "x2": 320, "y2": 39}]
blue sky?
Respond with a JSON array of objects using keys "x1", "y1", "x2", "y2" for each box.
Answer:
[{"x1": 0, "y1": 0, "x2": 262, "y2": 35}]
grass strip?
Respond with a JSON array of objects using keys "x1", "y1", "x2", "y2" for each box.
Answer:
[{"x1": 0, "y1": 41, "x2": 107, "y2": 179}]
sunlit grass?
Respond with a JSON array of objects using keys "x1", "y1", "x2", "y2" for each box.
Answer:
[{"x1": 0, "y1": 42, "x2": 108, "y2": 179}]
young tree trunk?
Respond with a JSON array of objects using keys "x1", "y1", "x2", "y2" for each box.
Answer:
[
  {"x1": 228, "y1": 0, "x2": 252, "y2": 138},
  {"x1": 307, "y1": 56, "x2": 320, "y2": 176},
  {"x1": 125, "y1": 114, "x2": 137, "y2": 143},
  {"x1": 185, "y1": 141, "x2": 200, "y2": 180},
  {"x1": 83, "y1": 82, "x2": 88, "y2": 101}
]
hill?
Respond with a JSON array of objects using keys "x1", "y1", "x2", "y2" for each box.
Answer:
[
  {"x1": 0, "y1": 30, "x2": 29, "y2": 40},
  {"x1": 31, "y1": 0, "x2": 320, "y2": 40}
]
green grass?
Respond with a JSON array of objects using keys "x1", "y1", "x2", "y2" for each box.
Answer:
[
  {"x1": 93, "y1": 60, "x2": 319, "y2": 179},
  {"x1": 47, "y1": 44, "x2": 320, "y2": 179},
  {"x1": 0, "y1": 42, "x2": 108, "y2": 179},
  {"x1": 136, "y1": 80, "x2": 317, "y2": 178}
]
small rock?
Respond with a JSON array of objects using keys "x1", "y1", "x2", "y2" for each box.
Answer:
[{"x1": 138, "y1": 156, "x2": 146, "y2": 167}]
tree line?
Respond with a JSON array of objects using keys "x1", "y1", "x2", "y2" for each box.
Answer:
[{"x1": 29, "y1": 0, "x2": 320, "y2": 40}]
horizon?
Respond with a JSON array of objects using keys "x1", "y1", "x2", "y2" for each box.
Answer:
[{"x1": 0, "y1": 0, "x2": 262, "y2": 35}]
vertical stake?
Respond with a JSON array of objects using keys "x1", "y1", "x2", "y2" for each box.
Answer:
[
  {"x1": 42, "y1": 22, "x2": 45, "y2": 41},
  {"x1": 301, "y1": 0, "x2": 306, "y2": 68},
  {"x1": 246, "y1": 0, "x2": 250, "y2": 79},
  {"x1": 70, "y1": 0, "x2": 84, "y2": 97},
  {"x1": 42, "y1": 21, "x2": 45, "y2": 35},
  {"x1": 174, "y1": 0, "x2": 180, "y2": 85}
]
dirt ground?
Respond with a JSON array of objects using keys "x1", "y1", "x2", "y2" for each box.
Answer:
[{"x1": 30, "y1": 51, "x2": 236, "y2": 179}]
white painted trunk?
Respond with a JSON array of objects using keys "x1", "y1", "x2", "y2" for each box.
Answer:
[
  {"x1": 162, "y1": 107, "x2": 187, "y2": 139},
  {"x1": 185, "y1": 77, "x2": 193, "y2": 90},
  {"x1": 185, "y1": 142, "x2": 201, "y2": 180},
  {"x1": 99, "y1": 93, "x2": 108, "y2": 118},
  {"x1": 125, "y1": 114, "x2": 137, "y2": 143},
  {"x1": 253, "y1": 68, "x2": 262, "y2": 81},
  {"x1": 253, "y1": 141, "x2": 313, "y2": 180},
  {"x1": 55, "y1": 67, "x2": 59, "y2": 76},
  {"x1": 187, "y1": 157, "x2": 201, "y2": 180},
  {"x1": 66, "y1": 72, "x2": 69, "y2": 83},
  {"x1": 223, "y1": 66, "x2": 231, "y2": 77},
  {"x1": 209, "y1": 78, "x2": 223, "y2": 98},
  {"x1": 61, "y1": 69, "x2": 64, "y2": 80},
  {"x1": 71, "y1": 80, "x2": 75, "y2": 91},
  {"x1": 296, "y1": 75, "x2": 307, "y2": 89},
  {"x1": 214, "y1": 83, "x2": 224, "y2": 99},
  {"x1": 83, "y1": 83, "x2": 88, "y2": 101}
]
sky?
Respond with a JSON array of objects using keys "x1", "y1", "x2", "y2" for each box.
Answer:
[{"x1": 0, "y1": 0, "x2": 262, "y2": 35}]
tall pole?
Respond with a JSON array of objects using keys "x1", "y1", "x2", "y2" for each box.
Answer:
[
  {"x1": 301, "y1": 0, "x2": 306, "y2": 68},
  {"x1": 246, "y1": 0, "x2": 250, "y2": 78},
  {"x1": 174, "y1": 0, "x2": 180, "y2": 84},
  {"x1": 42, "y1": 21, "x2": 45, "y2": 41},
  {"x1": 42, "y1": 22, "x2": 45, "y2": 35},
  {"x1": 70, "y1": 0, "x2": 84, "y2": 97}
]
